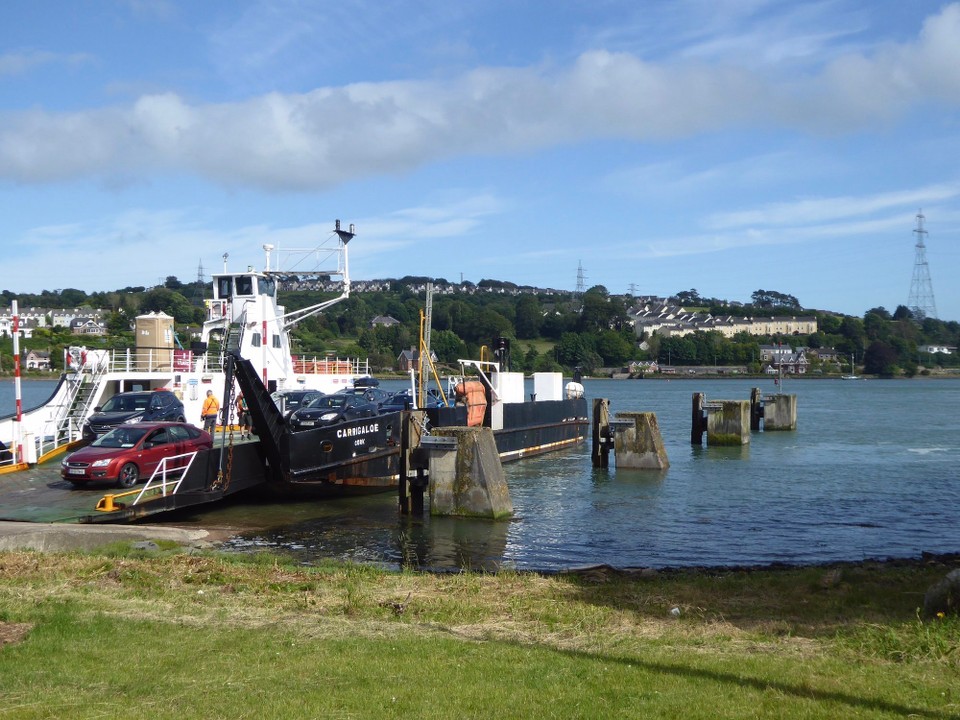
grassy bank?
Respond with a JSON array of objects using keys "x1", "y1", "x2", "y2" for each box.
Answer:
[{"x1": 1, "y1": 547, "x2": 958, "y2": 719}]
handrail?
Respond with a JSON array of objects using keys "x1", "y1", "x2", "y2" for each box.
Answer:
[
  {"x1": 133, "y1": 450, "x2": 200, "y2": 503},
  {"x1": 94, "y1": 450, "x2": 199, "y2": 512}
]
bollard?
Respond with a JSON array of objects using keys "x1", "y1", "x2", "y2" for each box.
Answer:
[
  {"x1": 428, "y1": 426, "x2": 513, "y2": 519},
  {"x1": 706, "y1": 400, "x2": 750, "y2": 446},
  {"x1": 613, "y1": 412, "x2": 669, "y2": 469}
]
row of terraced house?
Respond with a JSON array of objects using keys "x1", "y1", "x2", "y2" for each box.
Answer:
[
  {"x1": 629, "y1": 302, "x2": 818, "y2": 339},
  {"x1": 0, "y1": 308, "x2": 107, "y2": 340}
]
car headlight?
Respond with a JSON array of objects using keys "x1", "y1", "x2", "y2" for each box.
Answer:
[
  {"x1": 91, "y1": 459, "x2": 112, "y2": 468},
  {"x1": 319, "y1": 412, "x2": 339, "y2": 421},
  {"x1": 124, "y1": 414, "x2": 144, "y2": 424},
  {"x1": 61, "y1": 459, "x2": 69, "y2": 469}
]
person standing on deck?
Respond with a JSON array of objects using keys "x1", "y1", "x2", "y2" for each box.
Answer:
[
  {"x1": 236, "y1": 393, "x2": 252, "y2": 439},
  {"x1": 201, "y1": 389, "x2": 220, "y2": 434}
]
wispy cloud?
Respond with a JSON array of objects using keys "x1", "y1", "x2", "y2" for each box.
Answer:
[
  {"x1": 706, "y1": 183, "x2": 960, "y2": 229},
  {"x1": 1, "y1": 4, "x2": 958, "y2": 190},
  {"x1": 0, "y1": 50, "x2": 91, "y2": 77}
]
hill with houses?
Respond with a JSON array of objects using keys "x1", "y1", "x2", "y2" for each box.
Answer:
[{"x1": 0, "y1": 278, "x2": 957, "y2": 379}]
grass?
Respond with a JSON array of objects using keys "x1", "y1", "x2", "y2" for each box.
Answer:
[{"x1": 0, "y1": 548, "x2": 958, "y2": 719}]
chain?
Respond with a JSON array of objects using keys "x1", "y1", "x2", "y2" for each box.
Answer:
[{"x1": 212, "y1": 397, "x2": 237, "y2": 491}]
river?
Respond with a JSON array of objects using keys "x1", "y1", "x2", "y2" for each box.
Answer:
[{"x1": 4, "y1": 376, "x2": 959, "y2": 571}]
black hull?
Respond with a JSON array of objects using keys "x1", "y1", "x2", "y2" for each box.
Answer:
[
  {"x1": 230, "y1": 353, "x2": 588, "y2": 494},
  {"x1": 280, "y1": 396, "x2": 589, "y2": 490},
  {"x1": 495, "y1": 397, "x2": 589, "y2": 461},
  {"x1": 280, "y1": 411, "x2": 404, "y2": 489}
]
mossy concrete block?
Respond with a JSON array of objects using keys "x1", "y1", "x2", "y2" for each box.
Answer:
[
  {"x1": 428, "y1": 426, "x2": 513, "y2": 519},
  {"x1": 707, "y1": 400, "x2": 750, "y2": 446},
  {"x1": 764, "y1": 394, "x2": 797, "y2": 431},
  {"x1": 614, "y1": 412, "x2": 669, "y2": 469}
]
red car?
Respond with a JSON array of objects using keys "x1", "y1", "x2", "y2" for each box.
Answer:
[{"x1": 61, "y1": 422, "x2": 213, "y2": 488}]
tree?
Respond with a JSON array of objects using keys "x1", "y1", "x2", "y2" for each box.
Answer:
[
  {"x1": 863, "y1": 311, "x2": 890, "y2": 341},
  {"x1": 555, "y1": 332, "x2": 602, "y2": 372},
  {"x1": 515, "y1": 295, "x2": 542, "y2": 339},
  {"x1": 60, "y1": 288, "x2": 88, "y2": 307},
  {"x1": 751, "y1": 289, "x2": 801, "y2": 310},
  {"x1": 140, "y1": 288, "x2": 202, "y2": 324},
  {"x1": 675, "y1": 289, "x2": 702, "y2": 306},
  {"x1": 863, "y1": 340, "x2": 898, "y2": 377},
  {"x1": 594, "y1": 329, "x2": 634, "y2": 366},
  {"x1": 893, "y1": 305, "x2": 913, "y2": 321},
  {"x1": 105, "y1": 310, "x2": 131, "y2": 334},
  {"x1": 431, "y1": 329, "x2": 466, "y2": 364}
]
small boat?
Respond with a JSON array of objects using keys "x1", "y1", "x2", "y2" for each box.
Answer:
[{"x1": 842, "y1": 353, "x2": 860, "y2": 380}]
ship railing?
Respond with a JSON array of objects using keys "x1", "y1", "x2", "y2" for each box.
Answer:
[
  {"x1": 291, "y1": 355, "x2": 371, "y2": 375},
  {"x1": 93, "y1": 348, "x2": 226, "y2": 375},
  {"x1": 94, "y1": 450, "x2": 200, "y2": 512}
]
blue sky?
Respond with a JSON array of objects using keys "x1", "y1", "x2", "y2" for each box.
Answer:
[{"x1": 2, "y1": 0, "x2": 959, "y2": 320}]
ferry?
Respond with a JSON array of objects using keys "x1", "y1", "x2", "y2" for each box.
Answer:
[{"x1": 0, "y1": 221, "x2": 589, "y2": 520}]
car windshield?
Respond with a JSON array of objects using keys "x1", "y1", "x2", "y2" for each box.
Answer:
[
  {"x1": 272, "y1": 391, "x2": 315, "y2": 409},
  {"x1": 101, "y1": 394, "x2": 150, "y2": 412},
  {"x1": 306, "y1": 395, "x2": 345, "y2": 409},
  {"x1": 93, "y1": 427, "x2": 150, "y2": 448}
]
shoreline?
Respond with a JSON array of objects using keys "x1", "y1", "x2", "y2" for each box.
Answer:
[{"x1": 1, "y1": 519, "x2": 957, "y2": 579}]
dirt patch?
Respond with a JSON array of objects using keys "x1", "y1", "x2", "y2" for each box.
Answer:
[{"x1": 0, "y1": 621, "x2": 32, "y2": 646}]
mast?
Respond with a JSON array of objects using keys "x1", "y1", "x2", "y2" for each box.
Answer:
[{"x1": 419, "y1": 283, "x2": 434, "y2": 406}]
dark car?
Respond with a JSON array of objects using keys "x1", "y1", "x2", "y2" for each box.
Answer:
[
  {"x1": 336, "y1": 385, "x2": 394, "y2": 406},
  {"x1": 378, "y1": 388, "x2": 446, "y2": 412},
  {"x1": 271, "y1": 389, "x2": 325, "y2": 418},
  {"x1": 287, "y1": 393, "x2": 379, "y2": 431},
  {"x1": 83, "y1": 390, "x2": 186, "y2": 440},
  {"x1": 61, "y1": 422, "x2": 213, "y2": 488}
]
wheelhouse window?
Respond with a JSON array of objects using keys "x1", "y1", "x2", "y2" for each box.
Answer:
[
  {"x1": 251, "y1": 332, "x2": 262, "y2": 347},
  {"x1": 235, "y1": 276, "x2": 253, "y2": 296},
  {"x1": 217, "y1": 277, "x2": 232, "y2": 299},
  {"x1": 259, "y1": 276, "x2": 276, "y2": 297},
  {"x1": 272, "y1": 334, "x2": 281, "y2": 349}
]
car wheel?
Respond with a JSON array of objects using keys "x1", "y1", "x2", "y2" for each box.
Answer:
[
  {"x1": 176, "y1": 415, "x2": 186, "y2": 423},
  {"x1": 117, "y1": 463, "x2": 140, "y2": 488}
]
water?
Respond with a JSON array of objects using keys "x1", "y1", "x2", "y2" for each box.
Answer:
[
  {"x1": 0, "y1": 378, "x2": 60, "y2": 414},
  {"x1": 211, "y1": 377, "x2": 960, "y2": 571},
  {"x1": 6, "y1": 376, "x2": 959, "y2": 571}
]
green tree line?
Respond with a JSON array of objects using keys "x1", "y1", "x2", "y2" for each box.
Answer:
[{"x1": 2, "y1": 281, "x2": 958, "y2": 378}]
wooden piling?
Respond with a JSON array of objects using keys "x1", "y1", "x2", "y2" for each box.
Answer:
[
  {"x1": 399, "y1": 411, "x2": 428, "y2": 514},
  {"x1": 750, "y1": 387, "x2": 764, "y2": 432},
  {"x1": 691, "y1": 392, "x2": 706, "y2": 445},
  {"x1": 614, "y1": 412, "x2": 669, "y2": 469},
  {"x1": 592, "y1": 398, "x2": 612, "y2": 468}
]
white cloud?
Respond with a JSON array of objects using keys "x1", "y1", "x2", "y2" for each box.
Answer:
[{"x1": 0, "y1": 4, "x2": 958, "y2": 191}]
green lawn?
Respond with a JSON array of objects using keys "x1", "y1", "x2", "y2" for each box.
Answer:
[{"x1": 0, "y1": 549, "x2": 957, "y2": 719}]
